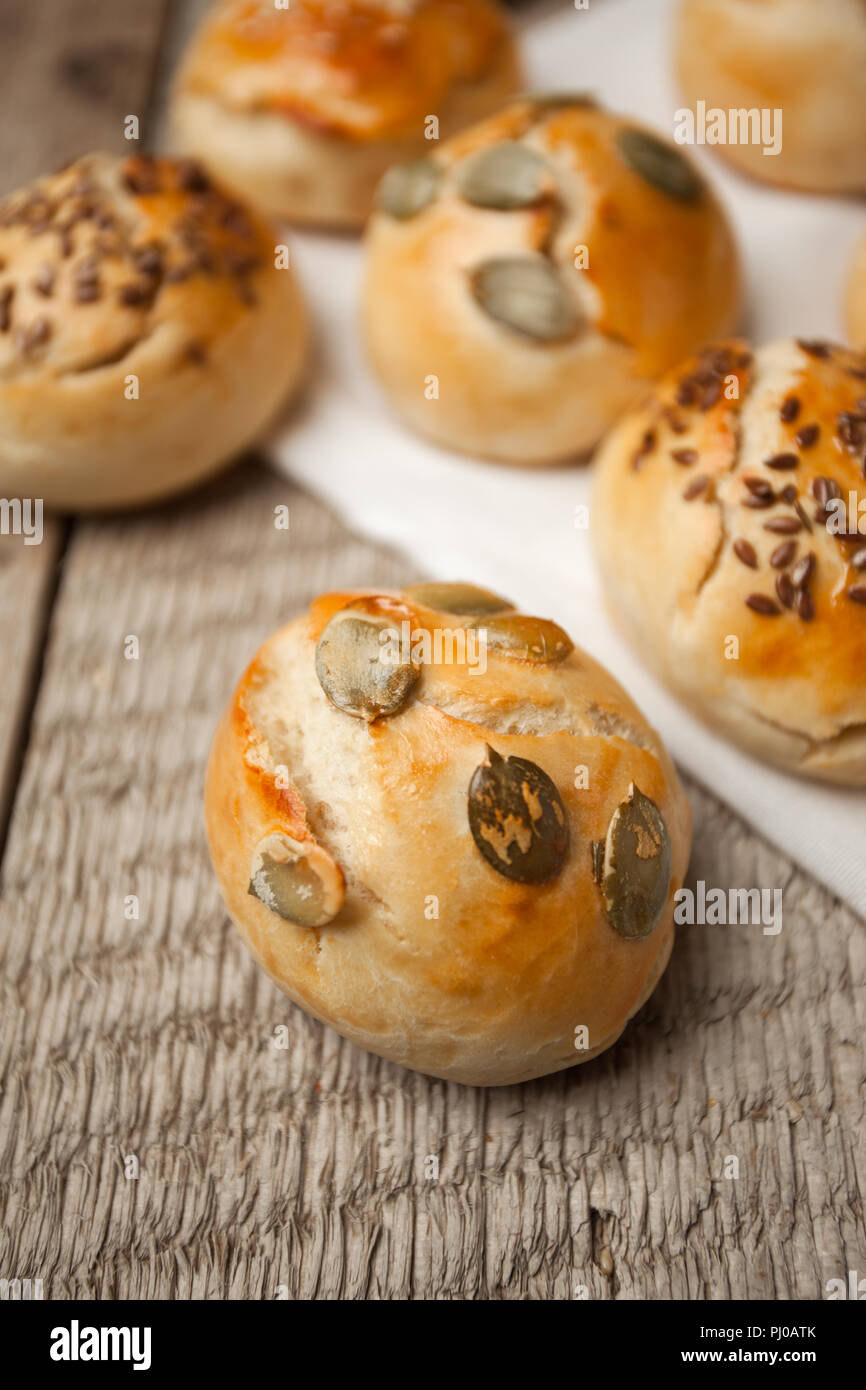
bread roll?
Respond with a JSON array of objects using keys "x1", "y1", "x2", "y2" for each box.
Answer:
[
  {"x1": 205, "y1": 583, "x2": 691, "y2": 1086},
  {"x1": 593, "y1": 338, "x2": 866, "y2": 784},
  {"x1": 675, "y1": 0, "x2": 866, "y2": 193},
  {"x1": 846, "y1": 232, "x2": 866, "y2": 348},
  {"x1": 0, "y1": 152, "x2": 308, "y2": 512},
  {"x1": 362, "y1": 97, "x2": 740, "y2": 465},
  {"x1": 171, "y1": 0, "x2": 521, "y2": 229}
]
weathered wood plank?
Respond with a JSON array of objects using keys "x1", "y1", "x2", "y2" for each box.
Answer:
[
  {"x1": 0, "y1": 0, "x2": 170, "y2": 851},
  {"x1": 0, "y1": 0, "x2": 171, "y2": 195},
  {"x1": 0, "y1": 464, "x2": 862, "y2": 1299},
  {"x1": 0, "y1": 524, "x2": 64, "y2": 851},
  {"x1": 148, "y1": 0, "x2": 211, "y2": 145}
]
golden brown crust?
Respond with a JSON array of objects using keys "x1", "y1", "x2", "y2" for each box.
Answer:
[
  {"x1": 178, "y1": 0, "x2": 511, "y2": 140},
  {"x1": 675, "y1": 0, "x2": 866, "y2": 193},
  {"x1": 172, "y1": 0, "x2": 521, "y2": 226},
  {"x1": 0, "y1": 153, "x2": 308, "y2": 510},
  {"x1": 205, "y1": 585, "x2": 692, "y2": 1086},
  {"x1": 592, "y1": 337, "x2": 866, "y2": 783},
  {"x1": 538, "y1": 104, "x2": 737, "y2": 379},
  {"x1": 362, "y1": 98, "x2": 741, "y2": 464},
  {"x1": 846, "y1": 232, "x2": 866, "y2": 349},
  {"x1": 0, "y1": 154, "x2": 270, "y2": 374}
]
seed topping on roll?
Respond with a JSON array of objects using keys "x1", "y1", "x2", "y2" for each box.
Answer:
[
  {"x1": 205, "y1": 584, "x2": 691, "y2": 1083},
  {"x1": 616, "y1": 338, "x2": 866, "y2": 626},
  {"x1": 375, "y1": 96, "x2": 713, "y2": 353},
  {"x1": 592, "y1": 336, "x2": 866, "y2": 784},
  {"x1": 0, "y1": 153, "x2": 265, "y2": 377}
]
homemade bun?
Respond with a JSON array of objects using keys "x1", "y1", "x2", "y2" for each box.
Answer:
[
  {"x1": 205, "y1": 583, "x2": 691, "y2": 1086},
  {"x1": 171, "y1": 0, "x2": 520, "y2": 229},
  {"x1": 362, "y1": 97, "x2": 740, "y2": 464},
  {"x1": 593, "y1": 338, "x2": 866, "y2": 784},
  {"x1": 846, "y1": 232, "x2": 866, "y2": 348},
  {"x1": 0, "y1": 152, "x2": 308, "y2": 511},
  {"x1": 675, "y1": 0, "x2": 866, "y2": 193}
]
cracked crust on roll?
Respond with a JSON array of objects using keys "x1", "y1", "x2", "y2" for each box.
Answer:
[
  {"x1": 171, "y1": 0, "x2": 521, "y2": 228},
  {"x1": 592, "y1": 338, "x2": 866, "y2": 785},
  {"x1": 0, "y1": 153, "x2": 308, "y2": 511},
  {"x1": 205, "y1": 586, "x2": 691, "y2": 1086},
  {"x1": 362, "y1": 97, "x2": 740, "y2": 464}
]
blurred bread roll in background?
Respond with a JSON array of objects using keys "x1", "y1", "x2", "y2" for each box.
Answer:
[
  {"x1": 593, "y1": 337, "x2": 866, "y2": 784},
  {"x1": 0, "y1": 153, "x2": 308, "y2": 511},
  {"x1": 171, "y1": 0, "x2": 521, "y2": 229},
  {"x1": 846, "y1": 232, "x2": 866, "y2": 348},
  {"x1": 363, "y1": 96, "x2": 740, "y2": 464},
  {"x1": 675, "y1": 0, "x2": 866, "y2": 192}
]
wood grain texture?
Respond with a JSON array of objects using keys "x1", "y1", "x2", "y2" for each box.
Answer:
[
  {"x1": 0, "y1": 0, "x2": 170, "y2": 196},
  {"x1": 0, "y1": 526, "x2": 63, "y2": 850},
  {"x1": 0, "y1": 0, "x2": 864, "y2": 1302},
  {"x1": 0, "y1": 465, "x2": 863, "y2": 1300},
  {"x1": 0, "y1": 0, "x2": 170, "y2": 853}
]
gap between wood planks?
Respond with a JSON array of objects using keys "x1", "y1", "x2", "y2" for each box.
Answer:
[
  {"x1": 0, "y1": 522, "x2": 69, "y2": 874},
  {"x1": 0, "y1": 0, "x2": 174, "y2": 876}
]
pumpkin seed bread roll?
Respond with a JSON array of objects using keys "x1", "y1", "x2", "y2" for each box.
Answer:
[
  {"x1": 676, "y1": 0, "x2": 866, "y2": 194},
  {"x1": 593, "y1": 338, "x2": 866, "y2": 785},
  {"x1": 0, "y1": 152, "x2": 308, "y2": 512},
  {"x1": 205, "y1": 584, "x2": 691, "y2": 1086},
  {"x1": 171, "y1": 0, "x2": 521, "y2": 230},
  {"x1": 362, "y1": 96, "x2": 740, "y2": 465}
]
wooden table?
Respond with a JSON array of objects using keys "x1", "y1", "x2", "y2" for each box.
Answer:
[{"x1": 0, "y1": 0, "x2": 863, "y2": 1301}]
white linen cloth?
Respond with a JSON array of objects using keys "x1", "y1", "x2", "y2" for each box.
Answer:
[{"x1": 268, "y1": 0, "x2": 866, "y2": 916}]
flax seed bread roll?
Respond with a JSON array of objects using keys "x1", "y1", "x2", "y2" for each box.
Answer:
[
  {"x1": 593, "y1": 339, "x2": 866, "y2": 784},
  {"x1": 0, "y1": 152, "x2": 308, "y2": 512},
  {"x1": 171, "y1": 0, "x2": 521, "y2": 230},
  {"x1": 675, "y1": 0, "x2": 866, "y2": 193},
  {"x1": 362, "y1": 97, "x2": 740, "y2": 465},
  {"x1": 205, "y1": 584, "x2": 691, "y2": 1086},
  {"x1": 846, "y1": 232, "x2": 866, "y2": 348}
]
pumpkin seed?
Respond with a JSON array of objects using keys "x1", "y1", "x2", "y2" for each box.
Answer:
[
  {"x1": 456, "y1": 141, "x2": 549, "y2": 210},
  {"x1": 467, "y1": 612, "x2": 573, "y2": 664},
  {"x1": 248, "y1": 832, "x2": 345, "y2": 928},
  {"x1": 468, "y1": 745, "x2": 569, "y2": 883},
  {"x1": 469, "y1": 256, "x2": 580, "y2": 343},
  {"x1": 405, "y1": 581, "x2": 513, "y2": 616},
  {"x1": 599, "y1": 784, "x2": 671, "y2": 939},
  {"x1": 315, "y1": 607, "x2": 419, "y2": 721},
  {"x1": 377, "y1": 157, "x2": 440, "y2": 219},
  {"x1": 616, "y1": 128, "x2": 702, "y2": 201},
  {"x1": 519, "y1": 92, "x2": 597, "y2": 113},
  {"x1": 590, "y1": 839, "x2": 605, "y2": 885}
]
